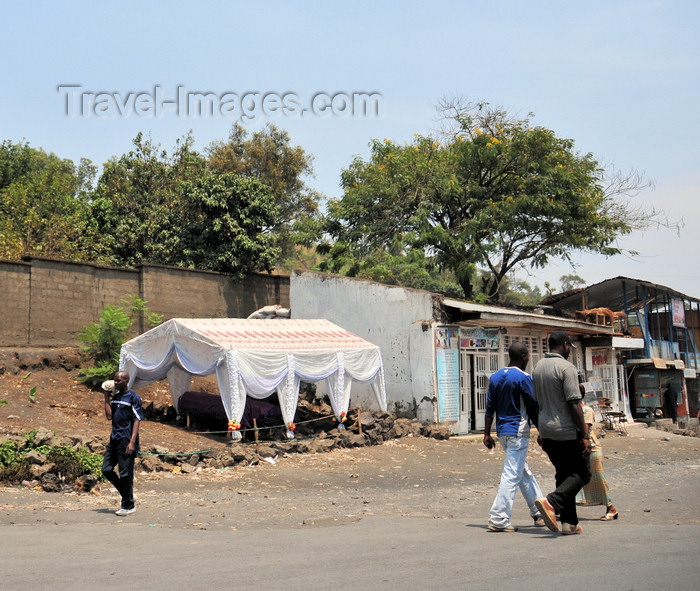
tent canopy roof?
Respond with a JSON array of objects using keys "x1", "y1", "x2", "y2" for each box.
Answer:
[{"x1": 170, "y1": 317, "x2": 379, "y2": 351}]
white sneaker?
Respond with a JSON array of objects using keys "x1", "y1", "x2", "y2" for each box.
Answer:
[
  {"x1": 115, "y1": 507, "x2": 135, "y2": 516},
  {"x1": 487, "y1": 524, "x2": 518, "y2": 532}
]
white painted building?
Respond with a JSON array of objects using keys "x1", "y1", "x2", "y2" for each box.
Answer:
[{"x1": 291, "y1": 271, "x2": 439, "y2": 423}]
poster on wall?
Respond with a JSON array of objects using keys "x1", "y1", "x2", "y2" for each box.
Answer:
[
  {"x1": 580, "y1": 380, "x2": 600, "y2": 414},
  {"x1": 582, "y1": 382, "x2": 598, "y2": 405},
  {"x1": 435, "y1": 327, "x2": 460, "y2": 422},
  {"x1": 583, "y1": 377, "x2": 604, "y2": 415},
  {"x1": 671, "y1": 299, "x2": 686, "y2": 328},
  {"x1": 459, "y1": 327, "x2": 500, "y2": 349},
  {"x1": 588, "y1": 376, "x2": 604, "y2": 399}
]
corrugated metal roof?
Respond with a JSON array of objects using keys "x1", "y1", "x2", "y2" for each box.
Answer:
[
  {"x1": 442, "y1": 298, "x2": 614, "y2": 336},
  {"x1": 540, "y1": 276, "x2": 700, "y2": 312}
]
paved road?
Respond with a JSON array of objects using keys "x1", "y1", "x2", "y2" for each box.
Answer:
[
  {"x1": 1, "y1": 424, "x2": 698, "y2": 590},
  {"x1": 2, "y1": 517, "x2": 697, "y2": 591}
]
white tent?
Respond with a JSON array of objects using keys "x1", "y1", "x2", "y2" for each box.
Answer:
[{"x1": 119, "y1": 318, "x2": 386, "y2": 437}]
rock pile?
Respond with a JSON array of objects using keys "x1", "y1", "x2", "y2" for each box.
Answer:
[
  {"x1": 652, "y1": 417, "x2": 700, "y2": 438},
  {"x1": 1, "y1": 427, "x2": 106, "y2": 493},
  {"x1": 137, "y1": 406, "x2": 452, "y2": 474},
  {"x1": 1, "y1": 408, "x2": 452, "y2": 491}
]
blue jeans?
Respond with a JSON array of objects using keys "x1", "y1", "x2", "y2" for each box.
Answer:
[{"x1": 488, "y1": 435, "x2": 543, "y2": 528}]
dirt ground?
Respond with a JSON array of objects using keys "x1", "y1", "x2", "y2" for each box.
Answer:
[
  {"x1": 0, "y1": 350, "x2": 230, "y2": 452},
  {"x1": 1, "y1": 352, "x2": 699, "y2": 532}
]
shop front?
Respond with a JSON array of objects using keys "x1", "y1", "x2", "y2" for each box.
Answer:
[
  {"x1": 627, "y1": 360, "x2": 689, "y2": 421},
  {"x1": 443, "y1": 325, "x2": 581, "y2": 433}
]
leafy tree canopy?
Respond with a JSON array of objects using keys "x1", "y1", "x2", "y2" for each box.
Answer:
[
  {"x1": 559, "y1": 273, "x2": 587, "y2": 292},
  {"x1": 322, "y1": 101, "x2": 666, "y2": 301},
  {"x1": 317, "y1": 241, "x2": 465, "y2": 298},
  {"x1": 1, "y1": 127, "x2": 314, "y2": 276},
  {"x1": 206, "y1": 123, "x2": 323, "y2": 266},
  {"x1": 0, "y1": 140, "x2": 97, "y2": 260},
  {"x1": 170, "y1": 173, "x2": 281, "y2": 274},
  {"x1": 89, "y1": 132, "x2": 206, "y2": 267}
]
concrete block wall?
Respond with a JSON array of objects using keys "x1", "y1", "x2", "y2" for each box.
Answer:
[
  {"x1": 0, "y1": 257, "x2": 290, "y2": 347},
  {"x1": 28, "y1": 259, "x2": 139, "y2": 345},
  {"x1": 141, "y1": 265, "x2": 231, "y2": 323},
  {"x1": 225, "y1": 272, "x2": 289, "y2": 318},
  {"x1": 1, "y1": 261, "x2": 31, "y2": 346},
  {"x1": 140, "y1": 265, "x2": 288, "y2": 324}
]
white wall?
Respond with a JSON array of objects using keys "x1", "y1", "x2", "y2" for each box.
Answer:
[{"x1": 290, "y1": 271, "x2": 438, "y2": 421}]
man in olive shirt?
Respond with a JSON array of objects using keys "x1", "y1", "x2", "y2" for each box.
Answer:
[{"x1": 533, "y1": 331, "x2": 591, "y2": 535}]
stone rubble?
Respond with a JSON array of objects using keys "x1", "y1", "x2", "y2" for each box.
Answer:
[{"x1": 1, "y1": 403, "x2": 453, "y2": 493}]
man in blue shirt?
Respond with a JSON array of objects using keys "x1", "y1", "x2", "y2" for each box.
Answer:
[
  {"x1": 102, "y1": 371, "x2": 143, "y2": 516},
  {"x1": 483, "y1": 341, "x2": 544, "y2": 532}
]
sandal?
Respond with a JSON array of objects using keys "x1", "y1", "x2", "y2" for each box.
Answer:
[{"x1": 600, "y1": 510, "x2": 618, "y2": 521}]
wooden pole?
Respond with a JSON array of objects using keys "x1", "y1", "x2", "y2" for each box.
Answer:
[
  {"x1": 358, "y1": 405, "x2": 363, "y2": 435},
  {"x1": 253, "y1": 418, "x2": 259, "y2": 453}
]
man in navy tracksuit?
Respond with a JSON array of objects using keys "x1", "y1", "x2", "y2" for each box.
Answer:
[{"x1": 102, "y1": 371, "x2": 143, "y2": 516}]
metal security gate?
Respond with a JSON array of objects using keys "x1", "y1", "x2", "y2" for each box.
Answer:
[
  {"x1": 459, "y1": 349, "x2": 500, "y2": 431},
  {"x1": 458, "y1": 350, "x2": 472, "y2": 434},
  {"x1": 473, "y1": 354, "x2": 489, "y2": 430}
]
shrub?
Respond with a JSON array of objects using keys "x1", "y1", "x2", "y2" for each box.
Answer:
[
  {"x1": 0, "y1": 439, "x2": 34, "y2": 482},
  {"x1": 0, "y1": 440, "x2": 22, "y2": 466},
  {"x1": 46, "y1": 446, "x2": 103, "y2": 481},
  {"x1": 77, "y1": 294, "x2": 162, "y2": 388},
  {"x1": 0, "y1": 434, "x2": 104, "y2": 485}
]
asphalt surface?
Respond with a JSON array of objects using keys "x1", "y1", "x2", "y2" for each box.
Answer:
[{"x1": 1, "y1": 423, "x2": 698, "y2": 590}]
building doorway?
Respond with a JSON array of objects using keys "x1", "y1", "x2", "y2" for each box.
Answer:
[
  {"x1": 458, "y1": 350, "x2": 471, "y2": 434},
  {"x1": 459, "y1": 350, "x2": 498, "y2": 431}
]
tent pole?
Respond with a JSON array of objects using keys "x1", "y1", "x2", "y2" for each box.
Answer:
[{"x1": 358, "y1": 405, "x2": 363, "y2": 435}]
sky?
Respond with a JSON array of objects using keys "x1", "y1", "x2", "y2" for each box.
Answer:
[{"x1": 3, "y1": 0, "x2": 699, "y2": 298}]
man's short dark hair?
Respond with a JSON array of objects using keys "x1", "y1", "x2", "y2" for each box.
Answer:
[
  {"x1": 548, "y1": 330, "x2": 576, "y2": 349},
  {"x1": 508, "y1": 341, "x2": 528, "y2": 360}
]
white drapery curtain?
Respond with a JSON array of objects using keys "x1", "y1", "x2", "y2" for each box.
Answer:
[
  {"x1": 119, "y1": 319, "x2": 387, "y2": 431},
  {"x1": 210, "y1": 347, "x2": 385, "y2": 428}
]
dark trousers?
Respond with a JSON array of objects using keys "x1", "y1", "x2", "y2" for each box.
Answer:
[
  {"x1": 541, "y1": 438, "x2": 591, "y2": 526},
  {"x1": 664, "y1": 401, "x2": 678, "y2": 423},
  {"x1": 102, "y1": 439, "x2": 136, "y2": 510}
]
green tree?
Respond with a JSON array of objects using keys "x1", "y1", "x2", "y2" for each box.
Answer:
[
  {"x1": 171, "y1": 173, "x2": 281, "y2": 274},
  {"x1": 323, "y1": 102, "x2": 665, "y2": 302},
  {"x1": 206, "y1": 123, "x2": 322, "y2": 267},
  {"x1": 488, "y1": 274, "x2": 545, "y2": 307},
  {"x1": 89, "y1": 132, "x2": 206, "y2": 267},
  {"x1": 318, "y1": 237, "x2": 464, "y2": 297},
  {"x1": 320, "y1": 135, "x2": 460, "y2": 289},
  {"x1": 0, "y1": 140, "x2": 97, "y2": 260},
  {"x1": 559, "y1": 273, "x2": 587, "y2": 292}
]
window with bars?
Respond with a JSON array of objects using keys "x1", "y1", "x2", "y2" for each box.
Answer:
[
  {"x1": 592, "y1": 365, "x2": 616, "y2": 400},
  {"x1": 503, "y1": 334, "x2": 548, "y2": 370}
]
